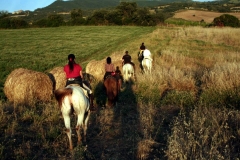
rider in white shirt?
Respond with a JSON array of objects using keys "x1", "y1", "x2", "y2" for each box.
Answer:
[{"x1": 143, "y1": 48, "x2": 153, "y2": 61}]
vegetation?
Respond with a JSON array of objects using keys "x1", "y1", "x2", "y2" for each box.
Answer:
[
  {"x1": 1, "y1": 0, "x2": 240, "y2": 28},
  {"x1": 213, "y1": 14, "x2": 240, "y2": 27},
  {"x1": 0, "y1": 25, "x2": 240, "y2": 159},
  {"x1": 0, "y1": 26, "x2": 156, "y2": 99}
]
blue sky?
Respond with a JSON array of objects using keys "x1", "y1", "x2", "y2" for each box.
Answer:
[
  {"x1": 0, "y1": 0, "x2": 56, "y2": 13},
  {"x1": 0, "y1": 0, "x2": 215, "y2": 13}
]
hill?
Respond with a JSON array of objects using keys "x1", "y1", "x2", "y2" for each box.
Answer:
[
  {"x1": 35, "y1": 0, "x2": 120, "y2": 13},
  {"x1": 35, "y1": 0, "x2": 201, "y2": 13}
]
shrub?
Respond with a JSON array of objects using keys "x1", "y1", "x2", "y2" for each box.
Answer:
[
  {"x1": 213, "y1": 14, "x2": 240, "y2": 27},
  {"x1": 0, "y1": 18, "x2": 28, "y2": 29}
]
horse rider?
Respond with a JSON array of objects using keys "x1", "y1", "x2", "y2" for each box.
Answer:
[
  {"x1": 64, "y1": 53, "x2": 94, "y2": 108},
  {"x1": 139, "y1": 42, "x2": 146, "y2": 61},
  {"x1": 104, "y1": 57, "x2": 115, "y2": 80},
  {"x1": 122, "y1": 51, "x2": 135, "y2": 71},
  {"x1": 143, "y1": 48, "x2": 153, "y2": 61}
]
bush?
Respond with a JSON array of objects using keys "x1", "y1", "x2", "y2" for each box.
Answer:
[
  {"x1": 32, "y1": 14, "x2": 64, "y2": 27},
  {"x1": 213, "y1": 14, "x2": 240, "y2": 27},
  {"x1": 0, "y1": 18, "x2": 28, "y2": 29}
]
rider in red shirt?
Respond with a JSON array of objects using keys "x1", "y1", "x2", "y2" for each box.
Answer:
[{"x1": 64, "y1": 54, "x2": 94, "y2": 108}]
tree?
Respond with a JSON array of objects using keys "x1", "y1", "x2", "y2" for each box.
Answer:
[
  {"x1": 105, "y1": 10, "x2": 122, "y2": 25},
  {"x1": 71, "y1": 9, "x2": 83, "y2": 20},
  {"x1": 213, "y1": 14, "x2": 239, "y2": 27},
  {"x1": 90, "y1": 10, "x2": 108, "y2": 25},
  {"x1": 0, "y1": 17, "x2": 28, "y2": 29},
  {"x1": 0, "y1": 10, "x2": 9, "y2": 19},
  {"x1": 70, "y1": 9, "x2": 85, "y2": 25},
  {"x1": 117, "y1": 2, "x2": 138, "y2": 18},
  {"x1": 47, "y1": 14, "x2": 64, "y2": 27}
]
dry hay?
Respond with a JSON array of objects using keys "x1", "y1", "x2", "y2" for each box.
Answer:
[
  {"x1": 86, "y1": 52, "x2": 123, "y2": 81},
  {"x1": 48, "y1": 66, "x2": 66, "y2": 90},
  {"x1": 4, "y1": 68, "x2": 53, "y2": 105},
  {"x1": 86, "y1": 60, "x2": 105, "y2": 80}
]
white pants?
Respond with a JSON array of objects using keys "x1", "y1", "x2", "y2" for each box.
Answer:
[{"x1": 83, "y1": 83, "x2": 93, "y2": 94}]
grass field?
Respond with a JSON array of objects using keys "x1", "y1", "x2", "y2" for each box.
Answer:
[
  {"x1": 1, "y1": 25, "x2": 240, "y2": 159},
  {"x1": 0, "y1": 26, "x2": 156, "y2": 98}
]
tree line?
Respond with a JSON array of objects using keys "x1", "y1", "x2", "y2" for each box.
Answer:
[
  {"x1": 0, "y1": 2, "x2": 165, "y2": 28},
  {"x1": 0, "y1": 2, "x2": 239, "y2": 29}
]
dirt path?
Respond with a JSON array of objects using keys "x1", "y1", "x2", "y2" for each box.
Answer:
[{"x1": 86, "y1": 83, "x2": 140, "y2": 159}]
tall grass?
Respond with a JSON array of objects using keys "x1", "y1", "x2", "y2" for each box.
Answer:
[{"x1": 132, "y1": 26, "x2": 240, "y2": 159}]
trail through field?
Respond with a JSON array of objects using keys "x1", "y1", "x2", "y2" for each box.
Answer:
[{"x1": 86, "y1": 83, "x2": 140, "y2": 159}]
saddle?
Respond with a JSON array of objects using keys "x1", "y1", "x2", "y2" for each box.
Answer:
[
  {"x1": 143, "y1": 56, "x2": 153, "y2": 61},
  {"x1": 105, "y1": 74, "x2": 116, "y2": 80},
  {"x1": 67, "y1": 84, "x2": 89, "y2": 98}
]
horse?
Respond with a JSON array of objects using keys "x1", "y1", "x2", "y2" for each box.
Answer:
[
  {"x1": 142, "y1": 57, "x2": 152, "y2": 74},
  {"x1": 104, "y1": 75, "x2": 119, "y2": 107},
  {"x1": 122, "y1": 63, "x2": 134, "y2": 83},
  {"x1": 54, "y1": 85, "x2": 90, "y2": 150}
]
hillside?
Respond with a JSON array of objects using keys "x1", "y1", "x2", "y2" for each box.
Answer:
[
  {"x1": 35, "y1": 0, "x2": 120, "y2": 13},
  {"x1": 34, "y1": 0, "x2": 207, "y2": 13}
]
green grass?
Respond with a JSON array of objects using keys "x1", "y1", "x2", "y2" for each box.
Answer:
[
  {"x1": 165, "y1": 18, "x2": 208, "y2": 27},
  {"x1": 0, "y1": 26, "x2": 156, "y2": 98}
]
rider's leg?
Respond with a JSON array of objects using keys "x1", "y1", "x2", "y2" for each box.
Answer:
[{"x1": 82, "y1": 83, "x2": 94, "y2": 108}]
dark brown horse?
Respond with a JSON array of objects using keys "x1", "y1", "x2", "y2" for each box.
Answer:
[{"x1": 104, "y1": 76, "x2": 119, "y2": 107}]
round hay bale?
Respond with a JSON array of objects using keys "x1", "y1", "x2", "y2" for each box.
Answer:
[
  {"x1": 48, "y1": 67, "x2": 66, "y2": 90},
  {"x1": 86, "y1": 60, "x2": 105, "y2": 80},
  {"x1": 4, "y1": 68, "x2": 53, "y2": 105},
  {"x1": 111, "y1": 52, "x2": 123, "y2": 72},
  {"x1": 86, "y1": 53, "x2": 123, "y2": 81}
]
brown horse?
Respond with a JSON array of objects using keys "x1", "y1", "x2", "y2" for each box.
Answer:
[{"x1": 104, "y1": 76, "x2": 119, "y2": 107}]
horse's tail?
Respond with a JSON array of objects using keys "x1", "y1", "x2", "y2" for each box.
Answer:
[
  {"x1": 54, "y1": 88, "x2": 72, "y2": 108},
  {"x1": 104, "y1": 77, "x2": 118, "y2": 106}
]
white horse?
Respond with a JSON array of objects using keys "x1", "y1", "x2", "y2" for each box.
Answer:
[
  {"x1": 122, "y1": 63, "x2": 134, "y2": 83},
  {"x1": 54, "y1": 85, "x2": 90, "y2": 150},
  {"x1": 142, "y1": 57, "x2": 152, "y2": 74}
]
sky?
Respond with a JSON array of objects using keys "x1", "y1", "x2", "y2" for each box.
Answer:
[
  {"x1": 0, "y1": 0, "x2": 56, "y2": 13},
  {"x1": 0, "y1": 0, "x2": 215, "y2": 13}
]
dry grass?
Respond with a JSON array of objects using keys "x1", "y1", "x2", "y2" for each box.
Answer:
[
  {"x1": 130, "y1": 26, "x2": 240, "y2": 159},
  {"x1": 165, "y1": 106, "x2": 240, "y2": 159},
  {"x1": 202, "y1": 62, "x2": 240, "y2": 91}
]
